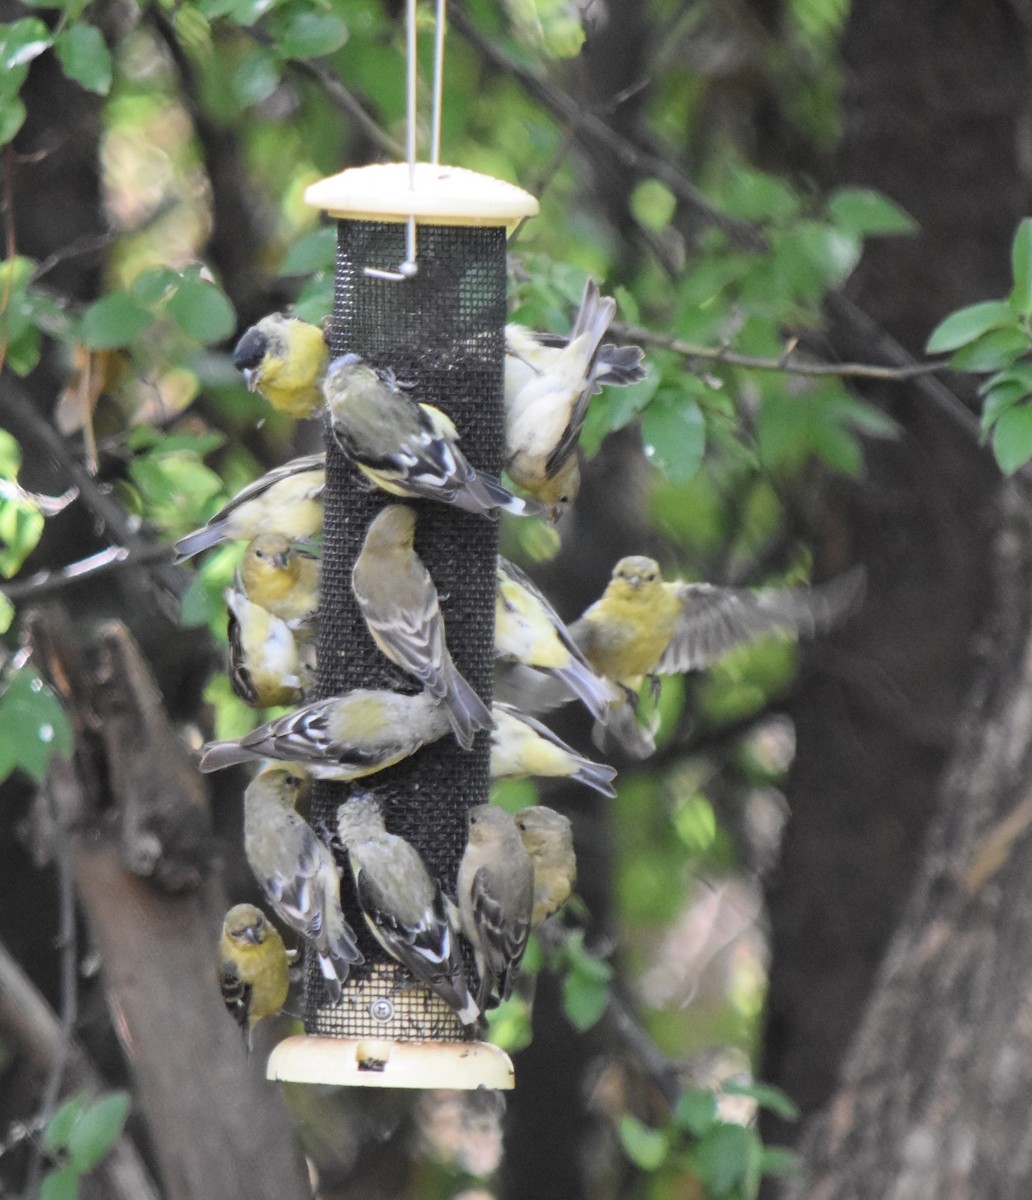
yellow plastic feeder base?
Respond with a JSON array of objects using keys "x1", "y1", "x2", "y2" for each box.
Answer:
[{"x1": 267, "y1": 1035, "x2": 515, "y2": 1090}]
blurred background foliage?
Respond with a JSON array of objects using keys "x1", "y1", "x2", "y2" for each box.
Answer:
[{"x1": 0, "y1": 0, "x2": 1011, "y2": 1197}]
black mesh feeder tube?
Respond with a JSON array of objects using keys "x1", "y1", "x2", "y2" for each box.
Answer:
[{"x1": 266, "y1": 163, "x2": 538, "y2": 1090}]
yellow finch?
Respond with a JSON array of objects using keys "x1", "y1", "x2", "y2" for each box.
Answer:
[
  {"x1": 217, "y1": 903, "x2": 291, "y2": 1051},
  {"x1": 199, "y1": 688, "x2": 452, "y2": 778},
  {"x1": 514, "y1": 806, "x2": 576, "y2": 928},
  {"x1": 226, "y1": 582, "x2": 307, "y2": 708},
  {"x1": 173, "y1": 454, "x2": 324, "y2": 562},
  {"x1": 242, "y1": 766, "x2": 362, "y2": 1004},
  {"x1": 504, "y1": 279, "x2": 645, "y2": 520},
  {"x1": 353, "y1": 506, "x2": 492, "y2": 750},
  {"x1": 232, "y1": 313, "x2": 329, "y2": 418},
  {"x1": 490, "y1": 703, "x2": 617, "y2": 797},
  {"x1": 322, "y1": 353, "x2": 543, "y2": 518},
  {"x1": 495, "y1": 556, "x2": 615, "y2": 720},
  {"x1": 240, "y1": 534, "x2": 321, "y2": 629},
  {"x1": 457, "y1": 804, "x2": 534, "y2": 1010},
  {"x1": 572, "y1": 557, "x2": 865, "y2": 691},
  {"x1": 335, "y1": 794, "x2": 482, "y2": 1027}
]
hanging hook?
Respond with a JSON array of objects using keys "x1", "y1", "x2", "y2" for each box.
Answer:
[{"x1": 364, "y1": 0, "x2": 424, "y2": 281}]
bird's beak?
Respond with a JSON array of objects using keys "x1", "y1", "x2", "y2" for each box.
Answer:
[
  {"x1": 240, "y1": 924, "x2": 263, "y2": 945},
  {"x1": 242, "y1": 368, "x2": 259, "y2": 393},
  {"x1": 273, "y1": 550, "x2": 290, "y2": 570}
]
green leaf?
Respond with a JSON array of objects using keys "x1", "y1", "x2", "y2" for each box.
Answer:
[
  {"x1": 827, "y1": 188, "x2": 917, "y2": 238},
  {"x1": 673, "y1": 1088, "x2": 718, "y2": 1136},
  {"x1": 279, "y1": 226, "x2": 337, "y2": 276},
  {"x1": 166, "y1": 276, "x2": 237, "y2": 344},
  {"x1": 560, "y1": 932, "x2": 613, "y2": 1031},
  {"x1": 693, "y1": 1123, "x2": 752, "y2": 1196},
  {"x1": 292, "y1": 273, "x2": 334, "y2": 325},
  {"x1": 272, "y1": 9, "x2": 348, "y2": 59},
  {"x1": 630, "y1": 179, "x2": 677, "y2": 233},
  {"x1": 619, "y1": 1115, "x2": 669, "y2": 1171},
  {"x1": 925, "y1": 300, "x2": 1018, "y2": 354},
  {"x1": 0, "y1": 95, "x2": 26, "y2": 145},
  {"x1": 1011, "y1": 218, "x2": 1032, "y2": 315},
  {"x1": 992, "y1": 403, "x2": 1032, "y2": 475},
  {"x1": 40, "y1": 1165, "x2": 80, "y2": 1200},
  {"x1": 231, "y1": 46, "x2": 280, "y2": 109},
  {"x1": 640, "y1": 391, "x2": 706, "y2": 483},
  {"x1": 0, "y1": 18, "x2": 52, "y2": 71},
  {"x1": 53, "y1": 24, "x2": 112, "y2": 94},
  {"x1": 0, "y1": 488, "x2": 45, "y2": 576},
  {"x1": 949, "y1": 326, "x2": 1029, "y2": 373},
  {"x1": 758, "y1": 1146, "x2": 801, "y2": 1177},
  {"x1": 484, "y1": 992, "x2": 533, "y2": 1053},
  {"x1": 723, "y1": 1080, "x2": 800, "y2": 1121},
  {"x1": 979, "y1": 380, "x2": 1029, "y2": 434},
  {"x1": 130, "y1": 265, "x2": 178, "y2": 305},
  {"x1": 67, "y1": 1091, "x2": 130, "y2": 1172},
  {"x1": 44, "y1": 1095, "x2": 88, "y2": 1151},
  {"x1": 0, "y1": 593, "x2": 13, "y2": 634},
  {"x1": 0, "y1": 669, "x2": 73, "y2": 784},
  {"x1": 80, "y1": 292, "x2": 152, "y2": 349}
]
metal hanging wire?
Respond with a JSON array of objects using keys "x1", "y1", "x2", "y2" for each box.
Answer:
[{"x1": 364, "y1": 0, "x2": 448, "y2": 281}]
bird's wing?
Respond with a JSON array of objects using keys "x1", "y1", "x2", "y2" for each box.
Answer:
[{"x1": 657, "y1": 568, "x2": 865, "y2": 674}]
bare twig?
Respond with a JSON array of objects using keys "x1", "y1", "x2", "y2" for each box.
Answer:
[
  {"x1": 610, "y1": 318, "x2": 951, "y2": 382},
  {"x1": 22, "y1": 783, "x2": 78, "y2": 1200},
  {"x1": 284, "y1": 54, "x2": 404, "y2": 159},
  {"x1": 0, "y1": 544, "x2": 176, "y2": 604},
  {"x1": 3, "y1": 382, "x2": 187, "y2": 606},
  {"x1": 449, "y1": 3, "x2": 766, "y2": 250}
]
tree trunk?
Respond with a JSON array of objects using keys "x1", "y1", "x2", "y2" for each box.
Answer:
[
  {"x1": 762, "y1": 0, "x2": 1031, "y2": 1142},
  {"x1": 784, "y1": 476, "x2": 1032, "y2": 1199}
]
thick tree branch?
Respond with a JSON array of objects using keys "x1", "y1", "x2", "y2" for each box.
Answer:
[{"x1": 0, "y1": 937, "x2": 162, "y2": 1200}]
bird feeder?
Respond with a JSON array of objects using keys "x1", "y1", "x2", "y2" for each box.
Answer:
[{"x1": 265, "y1": 161, "x2": 538, "y2": 1090}]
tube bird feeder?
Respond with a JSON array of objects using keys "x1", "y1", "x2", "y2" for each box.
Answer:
[{"x1": 266, "y1": 162, "x2": 538, "y2": 1089}]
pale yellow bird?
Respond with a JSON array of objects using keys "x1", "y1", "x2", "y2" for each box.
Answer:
[
  {"x1": 233, "y1": 313, "x2": 329, "y2": 418},
  {"x1": 495, "y1": 556, "x2": 616, "y2": 720},
  {"x1": 572, "y1": 556, "x2": 865, "y2": 756},
  {"x1": 457, "y1": 804, "x2": 534, "y2": 1010},
  {"x1": 572, "y1": 557, "x2": 866, "y2": 691},
  {"x1": 336, "y1": 794, "x2": 482, "y2": 1027},
  {"x1": 323, "y1": 353, "x2": 543, "y2": 518},
  {"x1": 217, "y1": 903, "x2": 291, "y2": 1051},
  {"x1": 241, "y1": 766, "x2": 362, "y2": 1005},
  {"x1": 173, "y1": 454, "x2": 324, "y2": 562},
  {"x1": 353, "y1": 505, "x2": 492, "y2": 750},
  {"x1": 240, "y1": 534, "x2": 321, "y2": 629},
  {"x1": 490, "y1": 703, "x2": 617, "y2": 797},
  {"x1": 515, "y1": 806, "x2": 576, "y2": 928},
  {"x1": 225, "y1": 582, "x2": 307, "y2": 708},
  {"x1": 504, "y1": 279, "x2": 645, "y2": 520},
  {"x1": 199, "y1": 688, "x2": 452, "y2": 778}
]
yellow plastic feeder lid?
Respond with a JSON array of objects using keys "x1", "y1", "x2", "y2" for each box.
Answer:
[{"x1": 304, "y1": 162, "x2": 539, "y2": 227}]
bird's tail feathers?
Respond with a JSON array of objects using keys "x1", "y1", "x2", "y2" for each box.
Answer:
[
  {"x1": 316, "y1": 953, "x2": 343, "y2": 1004},
  {"x1": 595, "y1": 342, "x2": 647, "y2": 387},
  {"x1": 199, "y1": 740, "x2": 256, "y2": 773},
  {"x1": 591, "y1": 697, "x2": 658, "y2": 762},
  {"x1": 443, "y1": 670, "x2": 493, "y2": 751},
  {"x1": 570, "y1": 278, "x2": 617, "y2": 362},
  {"x1": 573, "y1": 757, "x2": 619, "y2": 798},
  {"x1": 553, "y1": 661, "x2": 621, "y2": 721},
  {"x1": 464, "y1": 470, "x2": 546, "y2": 519},
  {"x1": 172, "y1": 523, "x2": 224, "y2": 563}
]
